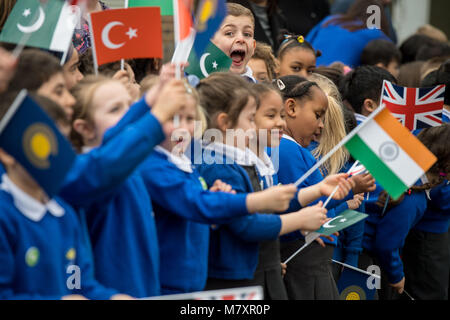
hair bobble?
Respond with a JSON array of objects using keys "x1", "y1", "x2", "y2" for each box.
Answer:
[
  {"x1": 276, "y1": 79, "x2": 286, "y2": 91},
  {"x1": 297, "y1": 35, "x2": 304, "y2": 43}
]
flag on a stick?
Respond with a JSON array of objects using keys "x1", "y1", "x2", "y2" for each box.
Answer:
[
  {"x1": 335, "y1": 260, "x2": 377, "y2": 300},
  {"x1": 89, "y1": 7, "x2": 163, "y2": 67},
  {"x1": 382, "y1": 80, "x2": 445, "y2": 130},
  {"x1": 128, "y1": 0, "x2": 174, "y2": 15},
  {"x1": 0, "y1": 0, "x2": 77, "y2": 53},
  {"x1": 345, "y1": 97, "x2": 437, "y2": 200},
  {"x1": 193, "y1": 0, "x2": 227, "y2": 57},
  {"x1": 185, "y1": 40, "x2": 231, "y2": 79}
]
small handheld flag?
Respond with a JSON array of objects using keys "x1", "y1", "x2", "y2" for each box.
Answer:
[
  {"x1": 335, "y1": 260, "x2": 378, "y2": 300},
  {"x1": 128, "y1": 0, "x2": 174, "y2": 15},
  {"x1": 89, "y1": 7, "x2": 163, "y2": 68},
  {"x1": 193, "y1": 0, "x2": 227, "y2": 57},
  {"x1": 0, "y1": 0, "x2": 77, "y2": 56},
  {"x1": 0, "y1": 90, "x2": 76, "y2": 197},
  {"x1": 185, "y1": 40, "x2": 231, "y2": 79},
  {"x1": 382, "y1": 80, "x2": 445, "y2": 130}
]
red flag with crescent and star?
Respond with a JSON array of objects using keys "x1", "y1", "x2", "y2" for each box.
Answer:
[{"x1": 89, "y1": 7, "x2": 162, "y2": 67}]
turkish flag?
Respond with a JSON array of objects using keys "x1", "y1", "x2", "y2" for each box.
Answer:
[{"x1": 89, "y1": 7, "x2": 163, "y2": 66}]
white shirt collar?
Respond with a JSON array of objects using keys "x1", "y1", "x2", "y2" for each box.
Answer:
[
  {"x1": 154, "y1": 146, "x2": 193, "y2": 173},
  {"x1": 204, "y1": 141, "x2": 255, "y2": 166},
  {"x1": 247, "y1": 149, "x2": 276, "y2": 188},
  {"x1": 0, "y1": 174, "x2": 65, "y2": 222},
  {"x1": 241, "y1": 66, "x2": 256, "y2": 83},
  {"x1": 282, "y1": 134, "x2": 302, "y2": 147},
  {"x1": 355, "y1": 113, "x2": 367, "y2": 123}
]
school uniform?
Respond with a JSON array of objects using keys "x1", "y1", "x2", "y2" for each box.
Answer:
[
  {"x1": 361, "y1": 181, "x2": 428, "y2": 300},
  {"x1": 197, "y1": 142, "x2": 283, "y2": 293},
  {"x1": 276, "y1": 134, "x2": 351, "y2": 300},
  {"x1": 402, "y1": 180, "x2": 450, "y2": 300},
  {"x1": 59, "y1": 98, "x2": 166, "y2": 298},
  {"x1": 0, "y1": 174, "x2": 117, "y2": 299},
  {"x1": 246, "y1": 150, "x2": 288, "y2": 300},
  {"x1": 138, "y1": 146, "x2": 250, "y2": 295}
]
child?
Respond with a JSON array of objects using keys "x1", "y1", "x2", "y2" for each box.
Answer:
[
  {"x1": 339, "y1": 65, "x2": 397, "y2": 124},
  {"x1": 361, "y1": 124, "x2": 450, "y2": 300},
  {"x1": 139, "y1": 80, "x2": 303, "y2": 295},
  {"x1": 196, "y1": 72, "x2": 354, "y2": 294},
  {"x1": 211, "y1": 3, "x2": 257, "y2": 81},
  {"x1": 402, "y1": 126, "x2": 450, "y2": 300},
  {"x1": 360, "y1": 39, "x2": 402, "y2": 79},
  {"x1": 0, "y1": 46, "x2": 16, "y2": 93},
  {"x1": 277, "y1": 33, "x2": 321, "y2": 78},
  {"x1": 248, "y1": 41, "x2": 278, "y2": 82},
  {"x1": 7, "y1": 49, "x2": 76, "y2": 120},
  {"x1": 0, "y1": 94, "x2": 127, "y2": 300},
  {"x1": 59, "y1": 75, "x2": 189, "y2": 298},
  {"x1": 275, "y1": 75, "x2": 373, "y2": 300},
  {"x1": 29, "y1": 94, "x2": 71, "y2": 138}
]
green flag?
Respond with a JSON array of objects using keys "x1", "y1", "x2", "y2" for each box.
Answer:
[
  {"x1": 185, "y1": 41, "x2": 232, "y2": 79},
  {"x1": 306, "y1": 210, "x2": 368, "y2": 243},
  {"x1": 128, "y1": 0, "x2": 173, "y2": 16},
  {"x1": 0, "y1": 0, "x2": 76, "y2": 52}
]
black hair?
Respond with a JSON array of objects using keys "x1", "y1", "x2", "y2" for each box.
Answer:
[
  {"x1": 277, "y1": 31, "x2": 321, "y2": 60},
  {"x1": 275, "y1": 75, "x2": 319, "y2": 102},
  {"x1": 415, "y1": 42, "x2": 450, "y2": 61},
  {"x1": 339, "y1": 65, "x2": 397, "y2": 114},
  {"x1": 360, "y1": 39, "x2": 402, "y2": 66},
  {"x1": 399, "y1": 34, "x2": 441, "y2": 64},
  {"x1": 419, "y1": 59, "x2": 450, "y2": 105}
]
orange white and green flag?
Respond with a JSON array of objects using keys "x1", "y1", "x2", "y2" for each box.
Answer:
[{"x1": 344, "y1": 91, "x2": 437, "y2": 199}]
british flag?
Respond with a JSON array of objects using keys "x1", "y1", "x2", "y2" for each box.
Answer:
[{"x1": 381, "y1": 80, "x2": 446, "y2": 131}]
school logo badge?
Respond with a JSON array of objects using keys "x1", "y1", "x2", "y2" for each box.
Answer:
[
  {"x1": 66, "y1": 248, "x2": 76, "y2": 261},
  {"x1": 22, "y1": 123, "x2": 58, "y2": 169},
  {"x1": 340, "y1": 285, "x2": 366, "y2": 300},
  {"x1": 25, "y1": 247, "x2": 40, "y2": 267},
  {"x1": 198, "y1": 176, "x2": 208, "y2": 190}
]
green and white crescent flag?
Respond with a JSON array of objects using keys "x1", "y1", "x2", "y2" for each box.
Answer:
[
  {"x1": 0, "y1": 0, "x2": 77, "y2": 52},
  {"x1": 305, "y1": 210, "x2": 368, "y2": 243},
  {"x1": 185, "y1": 41, "x2": 232, "y2": 79}
]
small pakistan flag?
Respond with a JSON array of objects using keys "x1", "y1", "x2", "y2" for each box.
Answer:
[
  {"x1": 306, "y1": 210, "x2": 368, "y2": 243},
  {"x1": 185, "y1": 41, "x2": 232, "y2": 79},
  {"x1": 0, "y1": 0, "x2": 77, "y2": 52}
]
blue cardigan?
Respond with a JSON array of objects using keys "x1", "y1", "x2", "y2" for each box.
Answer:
[
  {"x1": 139, "y1": 148, "x2": 250, "y2": 294},
  {"x1": 306, "y1": 15, "x2": 391, "y2": 67},
  {"x1": 59, "y1": 98, "x2": 165, "y2": 298},
  {"x1": 198, "y1": 148, "x2": 282, "y2": 280},
  {"x1": 0, "y1": 181, "x2": 117, "y2": 300},
  {"x1": 413, "y1": 181, "x2": 450, "y2": 234},
  {"x1": 362, "y1": 186, "x2": 427, "y2": 284},
  {"x1": 275, "y1": 136, "x2": 349, "y2": 243}
]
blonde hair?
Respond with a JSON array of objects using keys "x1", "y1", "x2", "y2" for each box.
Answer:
[
  {"x1": 309, "y1": 73, "x2": 349, "y2": 175},
  {"x1": 185, "y1": 80, "x2": 207, "y2": 135},
  {"x1": 70, "y1": 75, "x2": 120, "y2": 152}
]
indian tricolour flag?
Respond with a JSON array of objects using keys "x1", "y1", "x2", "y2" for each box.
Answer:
[
  {"x1": 345, "y1": 102, "x2": 437, "y2": 200},
  {"x1": 0, "y1": 0, "x2": 77, "y2": 53}
]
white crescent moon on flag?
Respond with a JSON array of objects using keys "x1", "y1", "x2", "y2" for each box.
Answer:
[
  {"x1": 17, "y1": 6, "x2": 45, "y2": 33},
  {"x1": 200, "y1": 53, "x2": 210, "y2": 77},
  {"x1": 102, "y1": 21, "x2": 125, "y2": 49},
  {"x1": 322, "y1": 215, "x2": 343, "y2": 228}
]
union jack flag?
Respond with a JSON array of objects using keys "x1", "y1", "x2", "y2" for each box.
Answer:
[{"x1": 381, "y1": 80, "x2": 446, "y2": 130}]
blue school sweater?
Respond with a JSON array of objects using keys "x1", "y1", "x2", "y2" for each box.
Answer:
[
  {"x1": 306, "y1": 15, "x2": 391, "y2": 67},
  {"x1": 362, "y1": 185, "x2": 427, "y2": 284},
  {"x1": 276, "y1": 135, "x2": 349, "y2": 243},
  {"x1": 0, "y1": 174, "x2": 117, "y2": 300},
  {"x1": 198, "y1": 144, "x2": 282, "y2": 280},
  {"x1": 413, "y1": 181, "x2": 450, "y2": 234},
  {"x1": 59, "y1": 99, "x2": 165, "y2": 298},
  {"x1": 139, "y1": 147, "x2": 250, "y2": 294}
]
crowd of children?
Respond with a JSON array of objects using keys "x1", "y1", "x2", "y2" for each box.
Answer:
[{"x1": 0, "y1": 1, "x2": 449, "y2": 300}]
